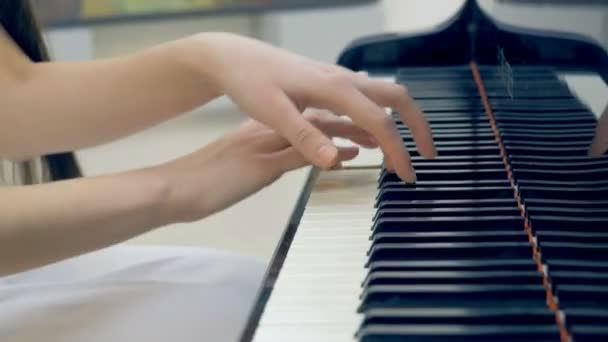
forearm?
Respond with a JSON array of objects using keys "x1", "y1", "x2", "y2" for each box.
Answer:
[
  {"x1": 0, "y1": 35, "x2": 219, "y2": 159},
  {"x1": 0, "y1": 168, "x2": 173, "y2": 276}
]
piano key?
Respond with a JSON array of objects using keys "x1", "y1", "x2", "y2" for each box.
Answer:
[
  {"x1": 361, "y1": 307, "x2": 556, "y2": 325},
  {"x1": 550, "y1": 271, "x2": 608, "y2": 288},
  {"x1": 527, "y1": 207, "x2": 608, "y2": 218},
  {"x1": 377, "y1": 198, "x2": 519, "y2": 210},
  {"x1": 528, "y1": 216, "x2": 608, "y2": 232},
  {"x1": 569, "y1": 325, "x2": 608, "y2": 342},
  {"x1": 563, "y1": 308, "x2": 608, "y2": 328},
  {"x1": 504, "y1": 145, "x2": 590, "y2": 157},
  {"x1": 511, "y1": 159, "x2": 608, "y2": 170},
  {"x1": 556, "y1": 285, "x2": 608, "y2": 309},
  {"x1": 546, "y1": 259, "x2": 608, "y2": 273},
  {"x1": 377, "y1": 187, "x2": 516, "y2": 202},
  {"x1": 536, "y1": 231, "x2": 608, "y2": 244},
  {"x1": 372, "y1": 231, "x2": 529, "y2": 244},
  {"x1": 367, "y1": 242, "x2": 533, "y2": 263},
  {"x1": 537, "y1": 241, "x2": 608, "y2": 262},
  {"x1": 516, "y1": 178, "x2": 608, "y2": 187},
  {"x1": 359, "y1": 284, "x2": 549, "y2": 310},
  {"x1": 519, "y1": 187, "x2": 608, "y2": 201},
  {"x1": 374, "y1": 207, "x2": 521, "y2": 220},
  {"x1": 410, "y1": 161, "x2": 505, "y2": 171},
  {"x1": 379, "y1": 179, "x2": 512, "y2": 189},
  {"x1": 363, "y1": 270, "x2": 542, "y2": 286},
  {"x1": 369, "y1": 259, "x2": 540, "y2": 273},
  {"x1": 380, "y1": 169, "x2": 508, "y2": 182},
  {"x1": 358, "y1": 324, "x2": 561, "y2": 342},
  {"x1": 497, "y1": 116, "x2": 595, "y2": 125}
]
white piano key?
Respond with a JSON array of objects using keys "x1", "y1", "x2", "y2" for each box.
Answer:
[
  {"x1": 253, "y1": 324, "x2": 359, "y2": 342},
  {"x1": 253, "y1": 169, "x2": 379, "y2": 342}
]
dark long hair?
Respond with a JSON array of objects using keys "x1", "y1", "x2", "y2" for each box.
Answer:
[{"x1": 0, "y1": 0, "x2": 81, "y2": 180}]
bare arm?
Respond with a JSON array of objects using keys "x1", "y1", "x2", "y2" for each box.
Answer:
[
  {"x1": 0, "y1": 112, "x2": 367, "y2": 276},
  {"x1": 0, "y1": 168, "x2": 170, "y2": 275},
  {"x1": 0, "y1": 32, "x2": 219, "y2": 159}
]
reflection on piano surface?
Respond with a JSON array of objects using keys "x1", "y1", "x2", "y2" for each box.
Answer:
[{"x1": 242, "y1": 1, "x2": 608, "y2": 341}]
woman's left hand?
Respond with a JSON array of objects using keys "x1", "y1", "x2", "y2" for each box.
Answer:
[{"x1": 158, "y1": 109, "x2": 377, "y2": 223}]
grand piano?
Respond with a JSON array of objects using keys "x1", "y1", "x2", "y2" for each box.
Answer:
[{"x1": 241, "y1": 1, "x2": 608, "y2": 341}]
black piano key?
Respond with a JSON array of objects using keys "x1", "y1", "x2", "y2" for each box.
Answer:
[
  {"x1": 380, "y1": 180, "x2": 511, "y2": 189},
  {"x1": 490, "y1": 99, "x2": 587, "y2": 112},
  {"x1": 374, "y1": 207, "x2": 521, "y2": 220},
  {"x1": 523, "y1": 198, "x2": 608, "y2": 209},
  {"x1": 409, "y1": 155, "x2": 503, "y2": 163},
  {"x1": 510, "y1": 155, "x2": 605, "y2": 162},
  {"x1": 494, "y1": 110, "x2": 593, "y2": 119},
  {"x1": 564, "y1": 308, "x2": 608, "y2": 329},
  {"x1": 409, "y1": 161, "x2": 505, "y2": 171},
  {"x1": 498, "y1": 116, "x2": 595, "y2": 125},
  {"x1": 372, "y1": 216, "x2": 523, "y2": 233},
  {"x1": 380, "y1": 169, "x2": 508, "y2": 183},
  {"x1": 377, "y1": 187, "x2": 515, "y2": 202},
  {"x1": 401, "y1": 132, "x2": 495, "y2": 141},
  {"x1": 537, "y1": 241, "x2": 608, "y2": 262},
  {"x1": 511, "y1": 159, "x2": 608, "y2": 171},
  {"x1": 359, "y1": 284, "x2": 549, "y2": 311},
  {"x1": 403, "y1": 140, "x2": 499, "y2": 149},
  {"x1": 358, "y1": 324, "x2": 561, "y2": 342},
  {"x1": 372, "y1": 231, "x2": 529, "y2": 244},
  {"x1": 546, "y1": 259, "x2": 608, "y2": 273},
  {"x1": 363, "y1": 270, "x2": 542, "y2": 287},
  {"x1": 527, "y1": 207, "x2": 608, "y2": 218},
  {"x1": 361, "y1": 307, "x2": 556, "y2": 326},
  {"x1": 511, "y1": 167, "x2": 608, "y2": 182},
  {"x1": 504, "y1": 140, "x2": 592, "y2": 148},
  {"x1": 516, "y1": 178, "x2": 608, "y2": 187},
  {"x1": 528, "y1": 216, "x2": 608, "y2": 232},
  {"x1": 504, "y1": 145, "x2": 589, "y2": 157},
  {"x1": 556, "y1": 284, "x2": 608, "y2": 309},
  {"x1": 550, "y1": 271, "x2": 608, "y2": 288},
  {"x1": 519, "y1": 187, "x2": 608, "y2": 202},
  {"x1": 412, "y1": 146, "x2": 501, "y2": 157},
  {"x1": 570, "y1": 325, "x2": 608, "y2": 342},
  {"x1": 536, "y1": 231, "x2": 608, "y2": 244},
  {"x1": 377, "y1": 198, "x2": 518, "y2": 210},
  {"x1": 367, "y1": 242, "x2": 532, "y2": 263},
  {"x1": 497, "y1": 122, "x2": 596, "y2": 131},
  {"x1": 368, "y1": 259, "x2": 539, "y2": 272}
]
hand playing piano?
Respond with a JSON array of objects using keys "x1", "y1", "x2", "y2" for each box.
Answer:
[
  {"x1": 589, "y1": 103, "x2": 608, "y2": 156},
  {"x1": 158, "y1": 109, "x2": 377, "y2": 222},
  {"x1": 194, "y1": 33, "x2": 436, "y2": 183}
]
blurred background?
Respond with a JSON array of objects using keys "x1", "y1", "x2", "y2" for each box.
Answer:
[{"x1": 33, "y1": 0, "x2": 608, "y2": 260}]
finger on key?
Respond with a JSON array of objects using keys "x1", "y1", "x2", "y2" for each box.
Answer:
[
  {"x1": 354, "y1": 74, "x2": 436, "y2": 159},
  {"x1": 311, "y1": 82, "x2": 416, "y2": 182},
  {"x1": 589, "y1": 103, "x2": 608, "y2": 157}
]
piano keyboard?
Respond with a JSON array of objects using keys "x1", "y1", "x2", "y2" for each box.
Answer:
[{"x1": 247, "y1": 65, "x2": 608, "y2": 342}]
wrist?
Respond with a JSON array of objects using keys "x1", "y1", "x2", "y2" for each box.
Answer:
[{"x1": 177, "y1": 32, "x2": 233, "y2": 98}]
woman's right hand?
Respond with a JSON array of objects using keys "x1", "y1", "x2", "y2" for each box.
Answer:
[{"x1": 185, "y1": 33, "x2": 436, "y2": 183}]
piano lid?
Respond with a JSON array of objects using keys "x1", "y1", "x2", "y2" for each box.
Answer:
[{"x1": 338, "y1": 0, "x2": 608, "y2": 84}]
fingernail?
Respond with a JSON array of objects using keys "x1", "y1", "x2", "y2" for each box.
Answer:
[
  {"x1": 406, "y1": 167, "x2": 417, "y2": 184},
  {"x1": 317, "y1": 144, "x2": 337, "y2": 168}
]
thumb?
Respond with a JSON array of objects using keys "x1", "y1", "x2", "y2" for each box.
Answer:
[
  {"x1": 589, "y1": 103, "x2": 608, "y2": 157},
  {"x1": 263, "y1": 93, "x2": 339, "y2": 169}
]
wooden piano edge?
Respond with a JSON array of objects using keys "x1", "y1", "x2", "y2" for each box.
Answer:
[{"x1": 239, "y1": 166, "x2": 322, "y2": 342}]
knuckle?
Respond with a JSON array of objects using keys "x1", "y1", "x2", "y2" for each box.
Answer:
[
  {"x1": 325, "y1": 72, "x2": 354, "y2": 88},
  {"x1": 295, "y1": 124, "x2": 315, "y2": 145},
  {"x1": 372, "y1": 115, "x2": 395, "y2": 134}
]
